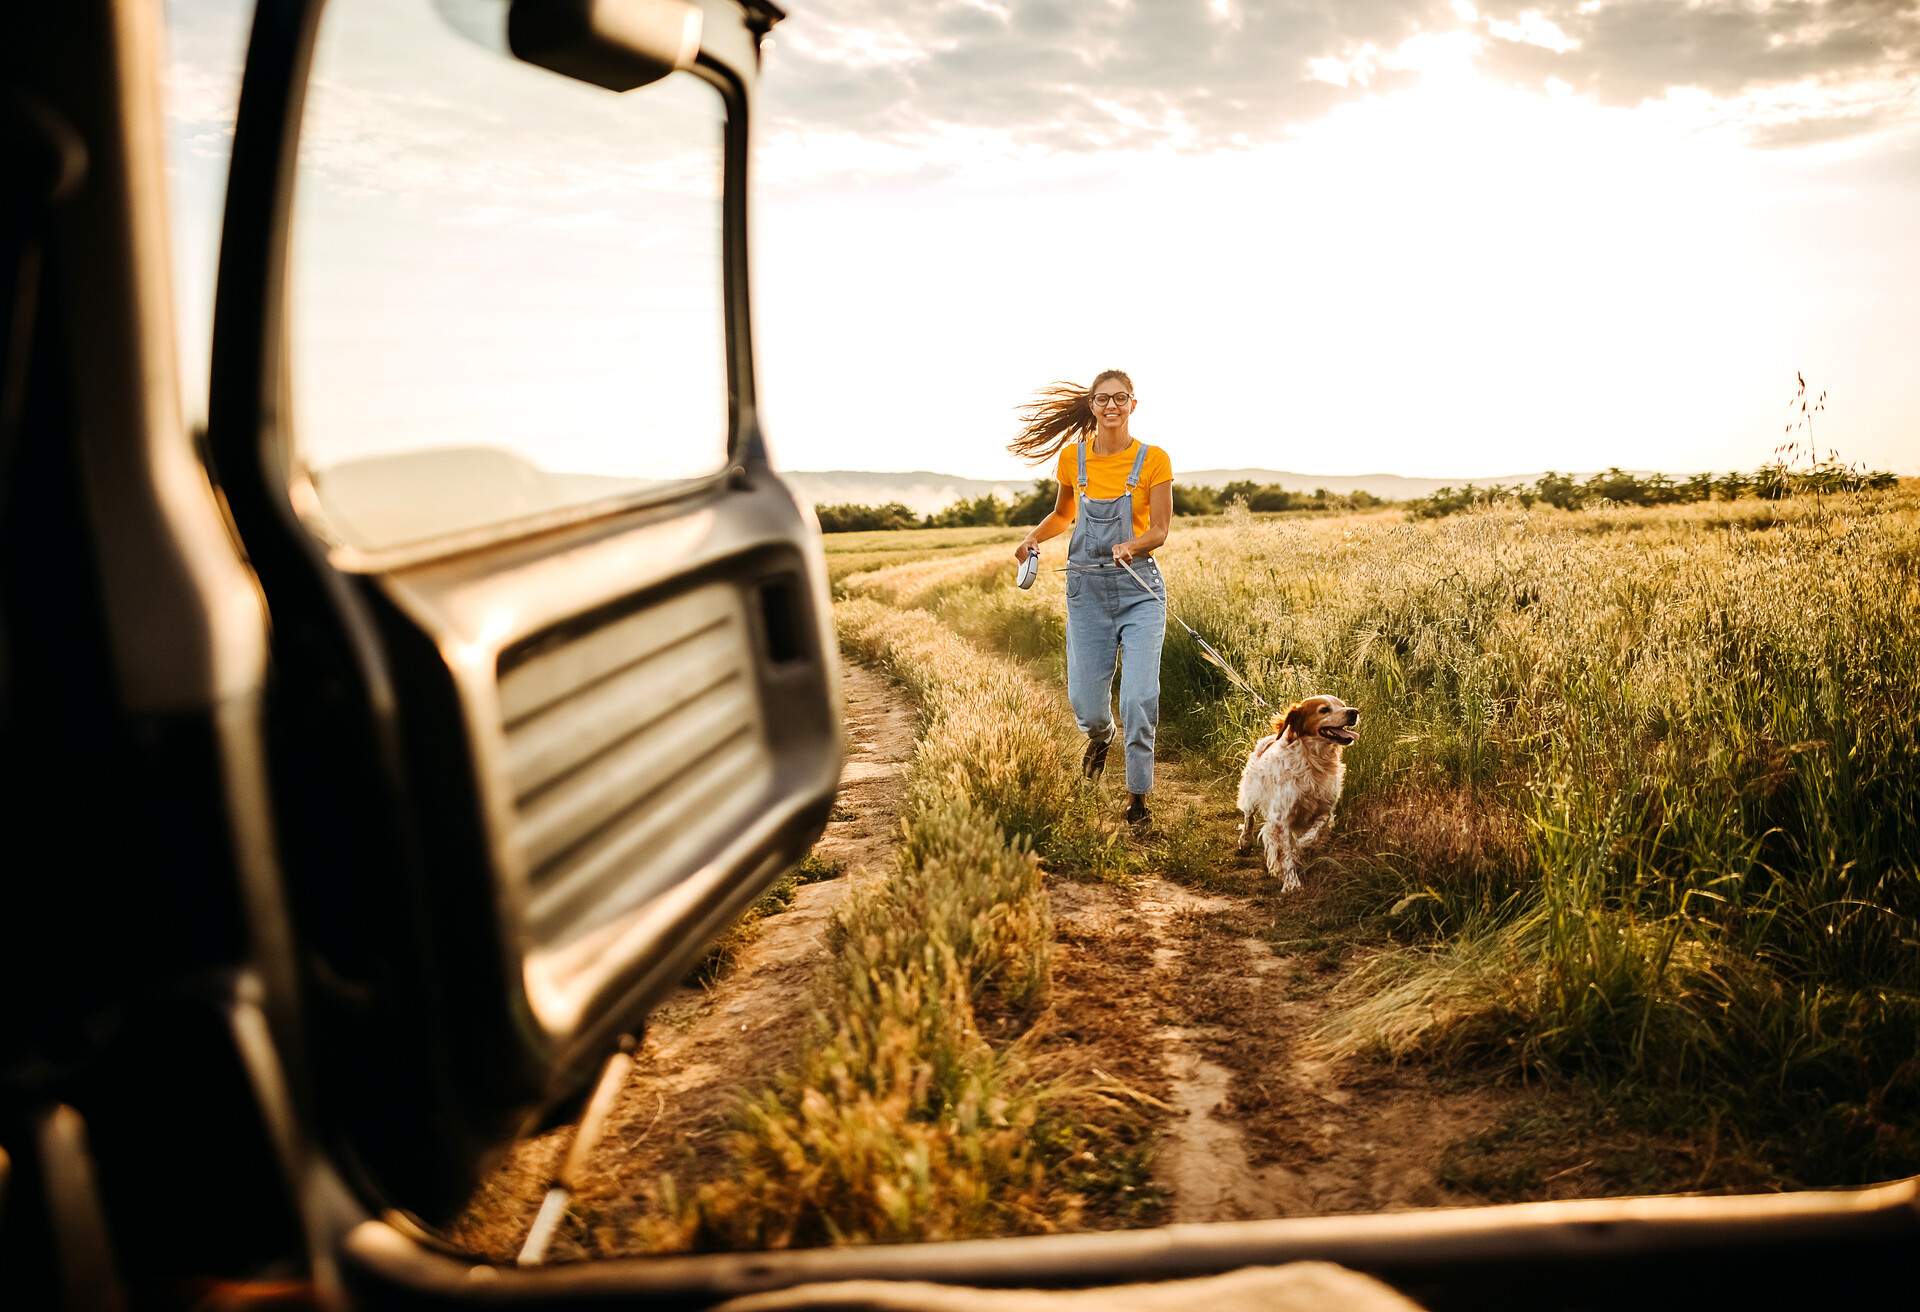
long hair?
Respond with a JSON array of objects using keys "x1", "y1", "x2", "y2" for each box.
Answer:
[{"x1": 1008, "y1": 368, "x2": 1134, "y2": 464}]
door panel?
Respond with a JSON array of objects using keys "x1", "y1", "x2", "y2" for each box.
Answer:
[
  {"x1": 207, "y1": 0, "x2": 836, "y2": 1218},
  {"x1": 369, "y1": 484, "x2": 836, "y2": 1062}
]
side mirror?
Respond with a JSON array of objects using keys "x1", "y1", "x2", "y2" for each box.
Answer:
[
  {"x1": 509, "y1": 0, "x2": 704, "y2": 92},
  {"x1": 434, "y1": 0, "x2": 704, "y2": 92}
]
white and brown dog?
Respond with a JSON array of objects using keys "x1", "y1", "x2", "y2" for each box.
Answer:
[{"x1": 1235, "y1": 695, "x2": 1361, "y2": 892}]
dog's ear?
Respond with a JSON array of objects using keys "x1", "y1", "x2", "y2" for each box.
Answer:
[{"x1": 1280, "y1": 702, "x2": 1308, "y2": 742}]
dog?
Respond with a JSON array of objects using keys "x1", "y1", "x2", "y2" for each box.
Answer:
[{"x1": 1235, "y1": 695, "x2": 1361, "y2": 892}]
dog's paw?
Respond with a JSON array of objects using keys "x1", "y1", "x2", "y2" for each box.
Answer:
[{"x1": 1280, "y1": 871, "x2": 1302, "y2": 894}]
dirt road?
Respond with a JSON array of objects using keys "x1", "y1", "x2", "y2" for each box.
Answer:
[
  {"x1": 450, "y1": 661, "x2": 914, "y2": 1260},
  {"x1": 452, "y1": 660, "x2": 1578, "y2": 1260}
]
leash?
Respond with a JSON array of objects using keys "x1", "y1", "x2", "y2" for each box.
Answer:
[{"x1": 1055, "y1": 555, "x2": 1273, "y2": 709}]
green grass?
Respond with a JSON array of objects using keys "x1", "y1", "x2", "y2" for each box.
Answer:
[
  {"x1": 1148, "y1": 803, "x2": 1237, "y2": 888},
  {"x1": 665, "y1": 487, "x2": 1919, "y2": 1251},
  {"x1": 837, "y1": 598, "x2": 1133, "y2": 881}
]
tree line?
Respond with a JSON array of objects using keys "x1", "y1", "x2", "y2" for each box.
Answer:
[
  {"x1": 1405, "y1": 463, "x2": 1901, "y2": 520},
  {"x1": 814, "y1": 480, "x2": 1389, "y2": 533}
]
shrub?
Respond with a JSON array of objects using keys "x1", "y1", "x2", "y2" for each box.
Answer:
[
  {"x1": 815, "y1": 500, "x2": 921, "y2": 533},
  {"x1": 1406, "y1": 462, "x2": 1901, "y2": 519}
]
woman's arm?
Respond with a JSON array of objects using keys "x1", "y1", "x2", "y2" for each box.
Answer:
[
  {"x1": 1114, "y1": 481, "x2": 1173, "y2": 562},
  {"x1": 1014, "y1": 481, "x2": 1076, "y2": 563}
]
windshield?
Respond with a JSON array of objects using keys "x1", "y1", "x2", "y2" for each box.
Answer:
[{"x1": 165, "y1": 0, "x2": 1920, "y2": 1271}]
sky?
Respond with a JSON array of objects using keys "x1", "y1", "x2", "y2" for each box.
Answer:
[{"x1": 164, "y1": 0, "x2": 1920, "y2": 493}]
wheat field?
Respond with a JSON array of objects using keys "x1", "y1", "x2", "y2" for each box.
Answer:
[{"x1": 648, "y1": 487, "x2": 1919, "y2": 1249}]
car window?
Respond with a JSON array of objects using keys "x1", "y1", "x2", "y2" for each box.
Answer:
[
  {"x1": 160, "y1": 0, "x2": 254, "y2": 441},
  {"x1": 286, "y1": 0, "x2": 729, "y2": 554}
]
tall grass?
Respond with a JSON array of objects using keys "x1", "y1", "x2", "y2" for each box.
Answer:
[
  {"x1": 643, "y1": 598, "x2": 1136, "y2": 1250},
  {"x1": 844, "y1": 491, "x2": 1920, "y2": 1183},
  {"x1": 837, "y1": 598, "x2": 1127, "y2": 876},
  {"x1": 646, "y1": 799, "x2": 1064, "y2": 1249},
  {"x1": 1210, "y1": 494, "x2": 1919, "y2": 1179},
  {"x1": 841, "y1": 543, "x2": 1071, "y2": 665}
]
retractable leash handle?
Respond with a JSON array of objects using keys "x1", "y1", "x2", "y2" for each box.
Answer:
[{"x1": 1016, "y1": 544, "x2": 1039, "y2": 589}]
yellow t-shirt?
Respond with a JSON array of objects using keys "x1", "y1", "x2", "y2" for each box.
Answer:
[{"x1": 1054, "y1": 439, "x2": 1175, "y2": 539}]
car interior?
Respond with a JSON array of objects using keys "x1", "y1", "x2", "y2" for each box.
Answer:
[{"x1": 1, "y1": 1, "x2": 1913, "y2": 1308}]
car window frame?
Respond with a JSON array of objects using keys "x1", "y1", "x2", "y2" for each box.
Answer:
[{"x1": 262, "y1": 0, "x2": 765, "y2": 576}]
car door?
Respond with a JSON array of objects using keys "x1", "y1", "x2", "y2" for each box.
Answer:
[{"x1": 206, "y1": 0, "x2": 839, "y2": 1219}]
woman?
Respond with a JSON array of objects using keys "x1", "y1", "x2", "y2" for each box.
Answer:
[{"x1": 1011, "y1": 369, "x2": 1174, "y2": 830}]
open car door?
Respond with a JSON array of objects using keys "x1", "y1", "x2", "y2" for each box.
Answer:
[
  {"x1": 6, "y1": 0, "x2": 844, "y2": 1292},
  {"x1": 205, "y1": 0, "x2": 838, "y2": 1220},
  {"x1": 5, "y1": 3, "x2": 1917, "y2": 1310}
]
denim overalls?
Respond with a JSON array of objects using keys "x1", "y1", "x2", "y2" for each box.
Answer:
[{"x1": 1065, "y1": 439, "x2": 1166, "y2": 794}]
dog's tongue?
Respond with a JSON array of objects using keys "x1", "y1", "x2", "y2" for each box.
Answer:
[{"x1": 1322, "y1": 726, "x2": 1358, "y2": 745}]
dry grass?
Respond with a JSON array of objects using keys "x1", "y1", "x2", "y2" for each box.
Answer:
[
  {"x1": 828, "y1": 489, "x2": 1920, "y2": 1186},
  {"x1": 822, "y1": 525, "x2": 1023, "y2": 585},
  {"x1": 643, "y1": 800, "x2": 1064, "y2": 1250},
  {"x1": 641, "y1": 599, "x2": 1144, "y2": 1251},
  {"x1": 838, "y1": 598, "x2": 1131, "y2": 879},
  {"x1": 655, "y1": 485, "x2": 1919, "y2": 1249}
]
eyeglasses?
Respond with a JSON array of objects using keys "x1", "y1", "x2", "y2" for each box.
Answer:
[{"x1": 1091, "y1": 392, "x2": 1133, "y2": 409}]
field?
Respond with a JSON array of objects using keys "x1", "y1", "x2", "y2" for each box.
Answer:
[
  {"x1": 456, "y1": 488, "x2": 1920, "y2": 1258},
  {"x1": 820, "y1": 522, "x2": 1027, "y2": 584}
]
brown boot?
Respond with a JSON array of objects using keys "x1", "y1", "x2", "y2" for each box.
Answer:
[{"x1": 1125, "y1": 792, "x2": 1151, "y2": 832}]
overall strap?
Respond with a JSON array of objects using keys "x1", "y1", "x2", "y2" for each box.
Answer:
[
  {"x1": 1075, "y1": 439, "x2": 1088, "y2": 494},
  {"x1": 1125, "y1": 442, "x2": 1152, "y2": 490}
]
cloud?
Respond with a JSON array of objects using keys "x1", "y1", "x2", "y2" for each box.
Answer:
[
  {"x1": 760, "y1": 0, "x2": 1920, "y2": 156},
  {"x1": 1470, "y1": 1, "x2": 1920, "y2": 144},
  {"x1": 161, "y1": 0, "x2": 725, "y2": 230},
  {"x1": 762, "y1": 0, "x2": 1431, "y2": 151}
]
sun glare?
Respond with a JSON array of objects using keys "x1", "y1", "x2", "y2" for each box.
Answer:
[{"x1": 754, "y1": 3, "x2": 1918, "y2": 482}]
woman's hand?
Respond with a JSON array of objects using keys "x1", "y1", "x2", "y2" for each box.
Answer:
[
  {"x1": 1111, "y1": 541, "x2": 1136, "y2": 564},
  {"x1": 1014, "y1": 536, "x2": 1039, "y2": 565}
]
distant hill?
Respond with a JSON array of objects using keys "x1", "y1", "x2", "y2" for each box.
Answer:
[
  {"x1": 781, "y1": 467, "x2": 1580, "y2": 513},
  {"x1": 778, "y1": 470, "x2": 1034, "y2": 516}
]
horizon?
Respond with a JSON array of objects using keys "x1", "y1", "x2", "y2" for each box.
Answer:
[{"x1": 777, "y1": 458, "x2": 1911, "y2": 482}]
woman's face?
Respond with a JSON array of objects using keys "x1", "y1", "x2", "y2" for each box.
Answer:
[{"x1": 1090, "y1": 376, "x2": 1136, "y2": 435}]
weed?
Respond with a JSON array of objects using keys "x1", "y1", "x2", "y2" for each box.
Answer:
[
  {"x1": 685, "y1": 871, "x2": 804, "y2": 986},
  {"x1": 645, "y1": 799, "x2": 1067, "y2": 1251},
  {"x1": 793, "y1": 849, "x2": 844, "y2": 883},
  {"x1": 838, "y1": 597, "x2": 1133, "y2": 881},
  {"x1": 1151, "y1": 804, "x2": 1233, "y2": 887}
]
